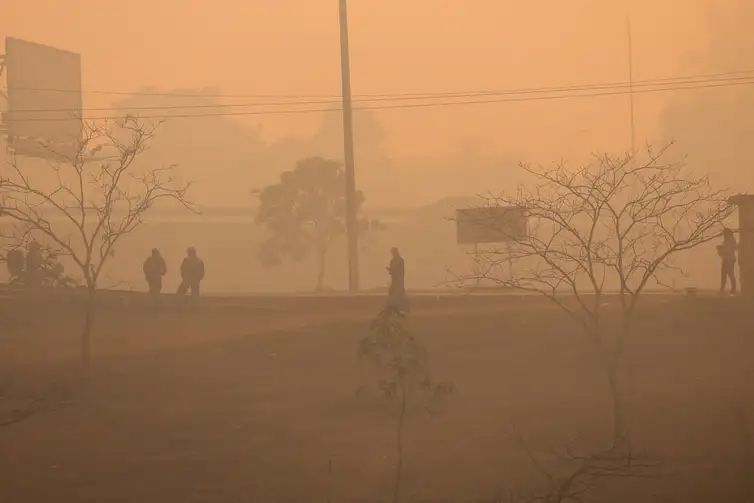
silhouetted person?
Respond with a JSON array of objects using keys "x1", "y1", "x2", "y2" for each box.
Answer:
[
  {"x1": 386, "y1": 247, "x2": 407, "y2": 310},
  {"x1": 25, "y1": 241, "x2": 43, "y2": 289},
  {"x1": 718, "y1": 228, "x2": 738, "y2": 294},
  {"x1": 177, "y1": 247, "x2": 204, "y2": 298},
  {"x1": 143, "y1": 248, "x2": 167, "y2": 296},
  {"x1": 6, "y1": 248, "x2": 25, "y2": 283}
]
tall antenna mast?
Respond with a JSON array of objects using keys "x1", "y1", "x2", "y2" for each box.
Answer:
[{"x1": 627, "y1": 14, "x2": 637, "y2": 158}]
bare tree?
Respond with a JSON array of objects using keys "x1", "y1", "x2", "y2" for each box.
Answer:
[
  {"x1": 510, "y1": 433, "x2": 660, "y2": 503},
  {"x1": 458, "y1": 144, "x2": 732, "y2": 446},
  {"x1": 0, "y1": 118, "x2": 192, "y2": 372}
]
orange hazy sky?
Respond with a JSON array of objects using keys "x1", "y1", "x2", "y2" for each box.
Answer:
[{"x1": 0, "y1": 0, "x2": 734, "y2": 160}]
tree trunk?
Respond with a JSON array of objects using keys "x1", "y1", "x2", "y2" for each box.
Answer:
[
  {"x1": 735, "y1": 408, "x2": 754, "y2": 502},
  {"x1": 315, "y1": 247, "x2": 327, "y2": 292},
  {"x1": 81, "y1": 286, "x2": 96, "y2": 374},
  {"x1": 591, "y1": 325, "x2": 628, "y2": 448},
  {"x1": 607, "y1": 366, "x2": 627, "y2": 447},
  {"x1": 392, "y1": 378, "x2": 407, "y2": 503},
  {"x1": 609, "y1": 312, "x2": 633, "y2": 447}
]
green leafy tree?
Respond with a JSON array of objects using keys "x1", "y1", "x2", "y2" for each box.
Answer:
[{"x1": 255, "y1": 157, "x2": 364, "y2": 292}]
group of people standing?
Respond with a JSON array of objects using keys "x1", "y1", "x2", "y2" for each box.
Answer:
[
  {"x1": 142, "y1": 245, "x2": 408, "y2": 310},
  {"x1": 143, "y1": 247, "x2": 205, "y2": 298},
  {"x1": 8, "y1": 234, "x2": 739, "y2": 300}
]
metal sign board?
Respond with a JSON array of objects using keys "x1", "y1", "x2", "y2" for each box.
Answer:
[
  {"x1": 4, "y1": 37, "x2": 82, "y2": 159},
  {"x1": 456, "y1": 207, "x2": 527, "y2": 244}
]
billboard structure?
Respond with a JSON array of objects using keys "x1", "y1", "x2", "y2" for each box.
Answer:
[
  {"x1": 456, "y1": 206, "x2": 527, "y2": 245},
  {"x1": 455, "y1": 206, "x2": 527, "y2": 284},
  {"x1": 1, "y1": 37, "x2": 82, "y2": 160}
]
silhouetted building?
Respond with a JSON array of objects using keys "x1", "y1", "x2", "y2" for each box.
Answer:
[
  {"x1": 730, "y1": 195, "x2": 754, "y2": 296},
  {"x1": 718, "y1": 228, "x2": 737, "y2": 294}
]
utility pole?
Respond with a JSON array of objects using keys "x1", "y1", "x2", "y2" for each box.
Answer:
[
  {"x1": 339, "y1": 0, "x2": 360, "y2": 292},
  {"x1": 626, "y1": 15, "x2": 637, "y2": 158}
]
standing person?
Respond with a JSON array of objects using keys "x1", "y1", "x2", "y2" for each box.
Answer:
[
  {"x1": 718, "y1": 228, "x2": 738, "y2": 294},
  {"x1": 386, "y1": 247, "x2": 407, "y2": 310},
  {"x1": 143, "y1": 248, "x2": 167, "y2": 297},
  {"x1": 25, "y1": 241, "x2": 43, "y2": 289},
  {"x1": 177, "y1": 247, "x2": 205, "y2": 298},
  {"x1": 6, "y1": 248, "x2": 25, "y2": 285}
]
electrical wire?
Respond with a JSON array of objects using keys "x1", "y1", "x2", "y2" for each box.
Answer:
[
  {"x1": 6, "y1": 73, "x2": 754, "y2": 114},
  {"x1": 4, "y1": 74, "x2": 754, "y2": 122},
  {"x1": 3, "y1": 68, "x2": 754, "y2": 102}
]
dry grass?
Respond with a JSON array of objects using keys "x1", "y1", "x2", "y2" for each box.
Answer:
[{"x1": 0, "y1": 292, "x2": 752, "y2": 502}]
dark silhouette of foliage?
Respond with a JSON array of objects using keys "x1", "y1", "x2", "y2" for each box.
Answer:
[{"x1": 3, "y1": 245, "x2": 77, "y2": 289}]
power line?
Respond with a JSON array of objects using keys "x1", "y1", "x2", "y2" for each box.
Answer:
[
  {"x1": 348, "y1": 68, "x2": 754, "y2": 99},
  {"x1": 7, "y1": 73, "x2": 754, "y2": 115},
  {"x1": 8, "y1": 97, "x2": 339, "y2": 113},
  {"x1": 3, "y1": 68, "x2": 754, "y2": 102},
  {"x1": 361, "y1": 78, "x2": 754, "y2": 111},
  {"x1": 5, "y1": 76, "x2": 754, "y2": 122},
  {"x1": 351, "y1": 68, "x2": 754, "y2": 98},
  {"x1": 1, "y1": 87, "x2": 341, "y2": 100}
]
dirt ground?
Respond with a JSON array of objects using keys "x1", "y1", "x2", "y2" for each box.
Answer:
[{"x1": 1, "y1": 291, "x2": 753, "y2": 502}]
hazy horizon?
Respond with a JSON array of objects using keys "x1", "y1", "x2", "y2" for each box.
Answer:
[
  {"x1": 3, "y1": 5, "x2": 754, "y2": 502},
  {"x1": 5, "y1": 0, "x2": 754, "y2": 207}
]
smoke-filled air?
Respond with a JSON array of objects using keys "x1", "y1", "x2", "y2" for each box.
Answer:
[{"x1": 1, "y1": 1, "x2": 753, "y2": 501}]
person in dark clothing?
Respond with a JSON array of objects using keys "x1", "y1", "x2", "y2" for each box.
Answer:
[
  {"x1": 143, "y1": 248, "x2": 167, "y2": 296},
  {"x1": 177, "y1": 247, "x2": 204, "y2": 297},
  {"x1": 25, "y1": 241, "x2": 43, "y2": 289},
  {"x1": 6, "y1": 249, "x2": 25, "y2": 282},
  {"x1": 386, "y1": 247, "x2": 407, "y2": 310},
  {"x1": 718, "y1": 228, "x2": 738, "y2": 294}
]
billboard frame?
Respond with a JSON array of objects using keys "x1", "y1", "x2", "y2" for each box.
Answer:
[
  {"x1": 456, "y1": 206, "x2": 528, "y2": 283},
  {"x1": 455, "y1": 206, "x2": 528, "y2": 245},
  {"x1": 3, "y1": 37, "x2": 83, "y2": 160}
]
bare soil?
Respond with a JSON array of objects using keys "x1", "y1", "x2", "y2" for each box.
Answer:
[{"x1": 1, "y1": 291, "x2": 752, "y2": 502}]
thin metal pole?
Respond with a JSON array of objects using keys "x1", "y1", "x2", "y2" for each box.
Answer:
[
  {"x1": 339, "y1": 0, "x2": 360, "y2": 292},
  {"x1": 507, "y1": 241, "x2": 514, "y2": 282},
  {"x1": 627, "y1": 15, "x2": 637, "y2": 157}
]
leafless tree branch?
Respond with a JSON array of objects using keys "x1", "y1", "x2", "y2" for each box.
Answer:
[
  {"x1": 0, "y1": 117, "x2": 193, "y2": 370},
  {"x1": 451, "y1": 143, "x2": 733, "y2": 448}
]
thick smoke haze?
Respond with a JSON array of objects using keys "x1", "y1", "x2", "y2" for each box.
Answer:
[
  {"x1": 3, "y1": 0, "x2": 752, "y2": 292},
  {"x1": 4, "y1": 0, "x2": 750, "y2": 207},
  {"x1": 3, "y1": 3, "x2": 754, "y2": 503}
]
